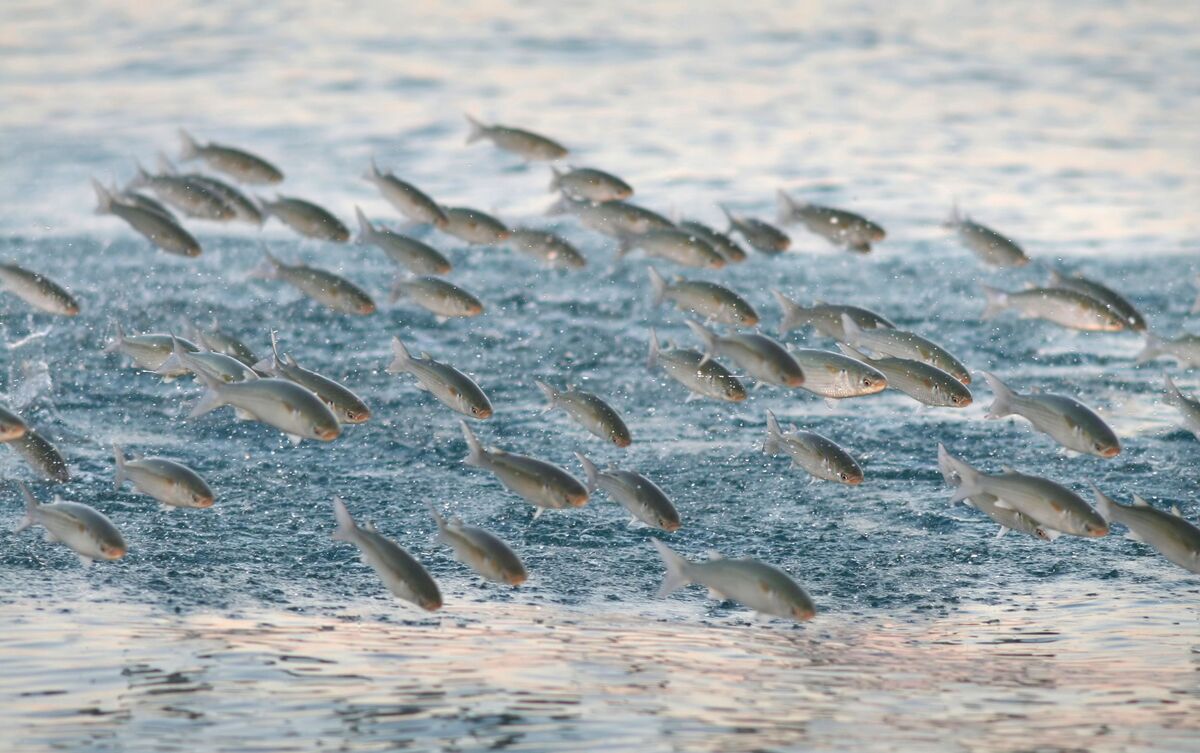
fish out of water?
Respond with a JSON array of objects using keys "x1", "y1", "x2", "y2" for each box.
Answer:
[
  {"x1": 0, "y1": 403, "x2": 28, "y2": 442},
  {"x1": 937, "y1": 445, "x2": 1051, "y2": 541},
  {"x1": 536, "y1": 381, "x2": 631, "y2": 447},
  {"x1": 776, "y1": 190, "x2": 885, "y2": 253},
  {"x1": 839, "y1": 315, "x2": 970, "y2": 385},
  {"x1": 764, "y1": 411, "x2": 863, "y2": 485},
  {"x1": 507, "y1": 229, "x2": 587, "y2": 269},
  {"x1": 547, "y1": 194, "x2": 674, "y2": 237},
  {"x1": 837, "y1": 344, "x2": 971, "y2": 408},
  {"x1": 647, "y1": 267, "x2": 756, "y2": 326},
  {"x1": 113, "y1": 444, "x2": 214, "y2": 510},
  {"x1": 1046, "y1": 271, "x2": 1145, "y2": 331},
  {"x1": 787, "y1": 349, "x2": 887, "y2": 400},
  {"x1": 0, "y1": 263, "x2": 79, "y2": 317},
  {"x1": 386, "y1": 336, "x2": 492, "y2": 419},
  {"x1": 389, "y1": 276, "x2": 483, "y2": 321},
  {"x1": 465, "y1": 115, "x2": 568, "y2": 161},
  {"x1": 647, "y1": 330, "x2": 746, "y2": 403},
  {"x1": 103, "y1": 324, "x2": 200, "y2": 372},
  {"x1": 332, "y1": 498, "x2": 442, "y2": 610},
  {"x1": 250, "y1": 250, "x2": 376, "y2": 315},
  {"x1": 186, "y1": 319, "x2": 257, "y2": 367},
  {"x1": 651, "y1": 540, "x2": 815, "y2": 621},
  {"x1": 942, "y1": 206, "x2": 1029, "y2": 268},
  {"x1": 981, "y1": 285, "x2": 1126, "y2": 332},
  {"x1": 258, "y1": 195, "x2": 350, "y2": 242},
  {"x1": 429, "y1": 505, "x2": 527, "y2": 585},
  {"x1": 355, "y1": 206, "x2": 452, "y2": 275},
  {"x1": 576, "y1": 453, "x2": 680, "y2": 531},
  {"x1": 720, "y1": 205, "x2": 790, "y2": 254},
  {"x1": 254, "y1": 333, "x2": 371, "y2": 424},
  {"x1": 178, "y1": 129, "x2": 283, "y2": 184},
  {"x1": 156, "y1": 153, "x2": 263, "y2": 225},
  {"x1": 1136, "y1": 332, "x2": 1200, "y2": 368},
  {"x1": 127, "y1": 161, "x2": 235, "y2": 220},
  {"x1": 439, "y1": 206, "x2": 511, "y2": 245},
  {"x1": 548, "y1": 166, "x2": 632, "y2": 201},
  {"x1": 362, "y1": 159, "x2": 449, "y2": 228},
  {"x1": 982, "y1": 371, "x2": 1119, "y2": 458},
  {"x1": 156, "y1": 335, "x2": 260, "y2": 384},
  {"x1": 117, "y1": 187, "x2": 176, "y2": 222},
  {"x1": 773, "y1": 291, "x2": 895, "y2": 340},
  {"x1": 1090, "y1": 485, "x2": 1200, "y2": 574},
  {"x1": 189, "y1": 369, "x2": 341, "y2": 444},
  {"x1": 93, "y1": 180, "x2": 202, "y2": 257},
  {"x1": 686, "y1": 320, "x2": 804, "y2": 388},
  {"x1": 1163, "y1": 374, "x2": 1200, "y2": 441},
  {"x1": 460, "y1": 421, "x2": 588, "y2": 516},
  {"x1": 7, "y1": 428, "x2": 70, "y2": 482},
  {"x1": 13, "y1": 482, "x2": 126, "y2": 566},
  {"x1": 676, "y1": 220, "x2": 748, "y2": 263}
]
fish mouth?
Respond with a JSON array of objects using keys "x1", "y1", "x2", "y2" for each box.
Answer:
[
  {"x1": 662, "y1": 520, "x2": 681, "y2": 533},
  {"x1": 102, "y1": 546, "x2": 127, "y2": 560},
  {"x1": 505, "y1": 572, "x2": 528, "y2": 587},
  {"x1": 1087, "y1": 524, "x2": 1110, "y2": 538},
  {"x1": 957, "y1": 374, "x2": 972, "y2": 385},
  {"x1": 0, "y1": 426, "x2": 26, "y2": 441},
  {"x1": 792, "y1": 606, "x2": 816, "y2": 621},
  {"x1": 727, "y1": 391, "x2": 747, "y2": 402},
  {"x1": 467, "y1": 304, "x2": 484, "y2": 316},
  {"x1": 956, "y1": 396, "x2": 974, "y2": 407},
  {"x1": 845, "y1": 475, "x2": 864, "y2": 486},
  {"x1": 65, "y1": 305, "x2": 81, "y2": 317},
  {"x1": 195, "y1": 496, "x2": 215, "y2": 509},
  {"x1": 709, "y1": 259, "x2": 726, "y2": 269},
  {"x1": 743, "y1": 315, "x2": 761, "y2": 327},
  {"x1": 612, "y1": 435, "x2": 632, "y2": 448},
  {"x1": 785, "y1": 374, "x2": 805, "y2": 388},
  {"x1": 1099, "y1": 445, "x2": 1120, "y2": 459},
  {"x1": 358, "y1": 303, "x2": 377, "y2": 315},
  {"x1": 316, "y1": 426, "x2": 342, "y2": 441},
  {"x1": 344, "y1": 410, "x2": 372, "y2": 424},
  {"x1": 568, "y1": 491, "x2": 589, "y2": 508},
  {"x1": 472, "y1": 406, "x2": 493, "y2": 420},
  {"x1": 420, "y1": 598, "x2": 443, "y2": 612}
]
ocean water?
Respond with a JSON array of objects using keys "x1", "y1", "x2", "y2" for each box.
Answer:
[{"x1": 2, "y1": 1, "x2": 1199, "y2": 751}]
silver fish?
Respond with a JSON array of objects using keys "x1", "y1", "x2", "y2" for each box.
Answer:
[
  {"x1": 8, "y1": 429, "x2": 70, "y2": 482},
  {"x1": 547, "y1": 194, "x2": 674, "y2": 237},
  {"x1": 116, "y1": 188, "x2": 176, "y2": 222},
  {"x1": 250, "y1": 251, "x2": 376, "y2": 315},
  {"x1": 840, "y1": 314, "x2": 970, "y2": 385},
  {"x1": 460, "y1": 421, "x2": 588, "y2": 515},
  {"x1": 941, "y1": 448, "x2": 1108, "y2": 538},
  {"x1": 943, "y1": 207, "x2": 1028, "y2": 268},
  {"x1": 1046, "y1": 271, "x2": 1144, "y2": 331},
  {"x1": 439, "y1": 206, "x2": 511, "y2": 245},
  {"x1": 647, "y1": 267, "x2": 756, "y2": 326},
  {"x1": 1164, "y1": 374, "x2": 1200, "y2": 440},
  {"x1": 1091, "y1": 485, "x2": 1200, "y2": 574},
  {"x1": 773, "y1": 291, "x2": 895, "y2": 340},
  {"x1": 429, "y1": 505, "x2": 527, "y2": 585},
  {"x1": 937, "y1": 445, "x2": 1051, "y2": 541},
  {"x1": 259, "y1": 195, "x2": 350, "y2": 242},
  {"x1": 536, "y1": 381, "x2": 631, "y2": 447},
  {"x1": 189, "y1": 370, "x2": 341, "y2": 444},
  {"x1": 186, "y1": 319, "x2": 256, "y2": 367},
  {"x1": 333, "y1": 498, "x2": 442, "y2": 610},
  {"x1": 837, "y1": 344, "x2": 971, "y2": 408},
  {"x1": 13, "y1": 482, "x2": 126, "y2": 566},
  {"x1": 676, "y1": 220, "x2": 748, "y2": 263},
  {"x1": 93, "y1": 180, "x2": 202, "y2": 257},
  {"x1": 0, "y1": 404, "x2": 27, "y2": 442},
  {"x1": 178, "y1": 129, "x2": 283, "y2": 184},
  {"x1": 0, "y1": 263, "x2": 79, "y2": 317},
  {"x1": 386, "y1": 337, "x2": 492, "y2": 419},
  {"x1": 508, "y1": 229, "x2": 587, "y2": 269},
  {"x1": 255, "y1": 334, "x2": 371, "y2": 424},
  {"x1": 720, "y1": 205, "x2": 790, "y2": 254},
  {"x1": 647, "y1": 330, "x2": 746, "y2": 403},
  {"x1": 548, "y1": 166, "x2": 632, "y2": 201},
  {"x1": 685, "y1": 320, "x2": 805, "y2": 388},
  {"x1": 362, "y1": 159, "x2": 448, "y2": 228},
  {"x1": 981, "y1": 285, "x2": 1126, "y2": 332},
  {"x1": 788, "y1": 349, "x2": 887, "y2": 400},
  {"x1": 620, "y1": 229, "x2": 725, "y2": 269},
  {"x1": 389, "y1": 276, "x2": 483, "y2": 321},
  {"x1": 113, "y1": 444, "x2": 214, "y2": 510},
  {"x1": 764, "y1": 411, "x2": 862, "y2": 485},
  {"x1": 127, "y1": 162, "x2": 235, "y2": 220},
  {"x1": 466, "y1": 115, "x2": 568, "y2": 161},
  {"x1": 576, "y1": 453, "x2": 680, "y2": 531},
  {"x1": 157, "y1": 153, "x2": 262, "y2": 224},
  {"x1": 103, "y1": 324, "x2": 200, "y2": 372},
  {"x1": 354, "y1": 206, "x2": 452, "y2": 275},
  {"x1": 652, "y1": 540, "x2": 815, "y2": 621},
  {"x1": 156, "y1": 336, "x2": 259, "y2": 383},
  {"x1": 982, "y1": 371, "x2": 1119, "y2": 458},
  {"x1": 1136, "y1": 333, "x2": 1200, "y2": 368},
  {"x1": 776, "y1": 190, "x2": 884, "y2": 253}
]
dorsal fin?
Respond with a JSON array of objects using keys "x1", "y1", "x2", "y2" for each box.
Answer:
[
  {"x1": 1131, "y1": 494, "x2": 1151, "y2": 507},
  {"x1": 1171, "y1": 505, "x2": 1183, "y2": 518},
  {"x1": 1000, "y1": 465, "x2": 1016, "y2": 474}
]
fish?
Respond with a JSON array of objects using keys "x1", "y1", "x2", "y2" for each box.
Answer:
[
  {"x1": 429, "y1": 505, "x2": 527, "y2": 585},
  {"x1": 354, "y1": 207, "x2": 452, "y2": 275},
  {"x1": 386, "y1": 337, "x2": 492, "y2": 419},
  {"x1": 837, "y1": 344, "x2": 971, "y2": 408},
  {"x1": 647, "y1": 329, "x2": 746, "y2": 403},
  {"x1": 156, "y1": 153, "x2": 262, "y2": 225},
  {"x1": 941, "y1": 206, "x2": 1029, "y2": 267},
  {"x1": 178, "y1": 128, "x2": 283, "y2": 184},
  {"x1": 186, "y1": 319, "x2": 257, "y2": 367},
  {"x1": 764, "y1": 411, "x2": 863, "y2": 485},
  {"x1": 1163, "y1": 374, "x2": 1200, "y2": 440},
  {"x1": 536, "y1": 381, "x2": 631, "y2": 447},
  {"x1": 189, "y1": 369, "x2": 341, "y2": 444},
  {"x1": 839, "y1": 315, "x2": 970, "y2": 385},
  {"x1": 982, "y1": 371, "x2": 1119, "y2": 458},
  {"x1": 1046, "y1": 271, "x2": 1144, "y2": 331},
  {"x1": 438, "y1": 206, "x2": 511, "y2": 245},
  {"x1": 0, "y1": 263, "x2": 80, "y2": 317},
  {"x1": 576, "y1": 453, "x2": 680, "y2": 531},
  {"x1": 362, "y1": 159, "x2": 449, "y2": 228},
  {"x1": 720, "y1": 205, "x2": 790, "y2": 254},
  {"x1": 92, "y1": 180, "x2": 202, "y2": 257},
  {"x1": 249, "y1": 250, "x2": 376, "y2": 315},
  {"x1": 126, "y1": 161, "x2": 235, "y2": 220},
  {"x1": 155, "y1": 335, "x2": 260, "y2": 383},
  {"x1": 676, "y1": 220, "x2": 748, "y2": 263},
  {"x1": 389, "y1": 276, "x2": 484, "y2": 321},
  {"x1": 113, "y1": 444, "x2": 214, "y2": 510},
  {"x1": 647, "y1": 267, "x2": 756, "y2": 326},
  {"x1": 465, "y1": 115, "x2": 568, "y2": 161},
  {"x1": 548, "y1": 166, "x2": 632, "y2": 201},
  {"x1": 787, "y1": 349, "x2": 887, "y2": 400},
  {"x1": 547, "y1": 194, "x2": 674, "y2": 237},
  {"x1": 936, "y1": 445, "x2": 1052, "y2": 541},
  {"x1": 13, "y1": 482, "x2": 126, "y2": 566},
  {"x1": 332, "y1": 498, "x2": 442, "y2": 610},
  {"x1": 104, "y1": 324, "x2": 200, "y2": 373},
  {"x1": 7, "y1": 429, "x2": 70, "y2": 482},
  {"x1": 254, "y1": 333, "x2": 371, "y2": 424},
  {"x1": 1135, "y1": 333, "x2": 1200, "y2": 368},
  {"x1": 773, "y1": 291, "x2": 895, "y2": 340},
  {"x1": 507, "y1": 229, "x2": 587, "y2": 269},
  {"x1": 618, "y1": 228, "x2": 725, "y2": 269},
  {"x1": 1090, "y1": 485, "x2": 1200, "y2": 574},
  {"x1": 980, "y1": 285, "x2": 1126, "y2": 332},
  {"x1": 939, "y1": 447, "x2": 1108, "y2": 538},
  {"x1": 651, "y1": 540, "x2": 815, "y2": 621},
  {"x1": 460, "y1": 421, "x2": 588, "y2": 515},
  {"x1": 116, "y1": 188, "x2": 177, "y2": 221},
  {"x1": 776, "y1": 190, "x2": 885, "y2": 253},
  {"x1": 258, "y1": 195, "x2": 350, "y2": 242},
  {"x1": 685, "y1": 320, "x2": 804, "y2": 388},
  {"x1": 0, "y1": 403, "x2": 28, "y2": 442}
]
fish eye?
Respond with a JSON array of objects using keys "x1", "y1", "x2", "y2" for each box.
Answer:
[
  {"x1": 861, "y1": 377, "x2": 872, "y2": 387},
  {"x1": 838, "y1": 472, "x2": 848, "y2": 481}
]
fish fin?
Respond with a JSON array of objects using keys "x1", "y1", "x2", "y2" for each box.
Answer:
[
  {"x1": 574, "y1": 452, "x2": 599, "y2": 493},
  {"x1": 980, "y1": 284, "x2": 1008, "y2": 320},
  {"x1": 996, "y1": 526, "x2": 1010, "y2": 538},
  {"x1": 651, "y1": 539, "x2": 693, "y2": 597},
  {"x1": 386, "y1": 336, "x2": 412, "y2": 374},
  {"x1": 980, "y1": 370, "x2": 1016, "y2": 419},
  {"x1": 248, "y1": 249, "x2": 282, "y2": 280},
  {"x1": 287, "y1": 433, "x2": 303, "y2": 446},
  {"x1": 548, "y1": 165, "x2": 563, "y2": 193},
  {"x1": 771, "y1": 289, "x2": 803, "y2": 337},
  {"x1": 331, "y1": 497, "x2": 357, "y2": 542},
  {"x1": 112, "y1": 444, "x2": 126, "y2": 490},
  {"x1": 102, "y1": 322, "x2": 127, "y2": 354},
  {"x1": 1163, "y1": 372, "x2": 1185, "y2": 404},
  {"x1": 1000, "y1": 465, "x2": 1016, "y2": 474},
  {"x1": 460, "y1": 420, "x2": 486, "y2": 467},
  {"x1": 993, "y1": 499, "x2": 1014, "y2": 510},
  {"x1": 353, "y1": 205, "x2": 373, "y2": 243},
  {"x1": 77, "y1": 555, "x2": 93, "y2": 568},
  {"x1": 154, "y1": 334, "x2": 193, "y2": 377},
  {"x1": 763, "y1": 410, "x2": 785, "y2": 455},
  {"x1": 775, "y1": 189, "x2": 799, "y2": 225},
  {"x1": 91, "y1": 178, "x2": 115, "y2": 215},
  {"x1": 684, "y1": 320, "x2": 716, "y2": 363},
  {"x1": 646, "y1": 266, "x2": 667, "y2": 306},
  {"x1": 188, "y1": 370, "x2": 226, "y2": 418},
  {"x1": 177, "y1": 128, "x2": 200, "y2": 160},
  {"x1": 1171, "y1": 505, "x2": 1183, "y2": 518},
  {"x1": 532, "y1": 507, "x2": 545, "y2": 521},
  {"x1": 1088, "y1": 481, "x2": 1117, "y2": 522},
  {"x1": 362, "y1": 157, "x2": 382, "y2": 181},
  {"x1": 426, "y1": 502, "x2": 448, "y2": 533},
  {"x1": 684, "y1": 392, "x2": 701, "y2": 402},
  {"x1": 717, "y1": 203, "x2": 736, "y2": 233},
  {"x1": 1125, "y1": 531, "x2": 1144, "y2": 542},
  {"x1": 1040, "y1": 528, "x2": 1061, "y2": 542},
  {"x1": 1135, "y1": 334, "x2": 1163, "y2": 365},
  {"x1": 13, "y1": 482, "x2": 39, "y2": 532},
  {"x1": 534, "y1": 380, "x2": 558, "y2": 413},
  {"x1": 161, "y1": 503, "x2": 176, "y2": 513},
  {"x1": 464, "y1": 113, "x2": 487, "y2": 144},
  {"x1": 1131, "y1": 494, "x2": 1151, "y2": 507},
  {"x1": 939, "y1": 445, "x2": 985, "y2": 503},
  {"x1": 707, "y1": 588, "x2": 724, "y2": 600},
  {"x1": 126, "y1": 160, "x2": 151, "y2": 189},
  {"x1": 155, "y1": 151, "x2": 177, "y2": 175},
  {"x1": 835, "y1": 342, "x2": 871, "y2": 361},
  {"x1": 646, "y1": 329, "x2": 660, "y2": 370}
]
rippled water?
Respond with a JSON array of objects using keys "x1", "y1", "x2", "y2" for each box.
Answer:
[{"x1": 2, "y1": 1, "x2": 1199, "y2": 751}]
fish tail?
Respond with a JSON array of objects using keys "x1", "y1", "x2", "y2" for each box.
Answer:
[
  {"x1": 188, "y1": 369, "x2": 226, "y2": 418},
  {"x1": 1087, "y1": 481, "x2": 1116, "y2": 523},
  {"x1": 331, "y1": 497, "x2": 358, "y2": 542},
  {"x1": 155, "y1": 151, "x2": 176, "y2": 175},
  {"x1": 938, "y1": 444, "x2": 983, "y2": 502},
  {"x1": 426, "y1": 502, "x2": 449, "y2": 536},
  {"x1": 772, "y1": 289, "x2": 804, "y2": 337},
  {"x1": 684, "y1": 319, "x2": 717, "y2": 363},
  {"x1": 548, "y1": 166, "x2": 563, "y2": 193},
  {"x1": 718, "y1": 203, "x2": 736, "y2": 233},
  {"x1": 775, "y1": 189, "x2": 798, "y2": 225},
  {"x1": 942, "y1": 201, "x2": 962, "y2": 229},
  {"x1": 250, "y1": 329, "x2": 281, "y2": 374},
  {"x1": 464, "y1": 113, "x2": 487, "y2": 144},
  {"x1": 248, "y1": 248, "x2": 282, "y2": 280},
  {"x1": 646, "y1": 329, "x2": 661, "y2": 370},
  {"x1": 362, "y1": 156, "x2": 381, "y2": 181},
  {"x1": 763, "y1": 410, "x2": 785, "y2": 455},
  {"x1": 574, "y1": 451, "x2": 599, "y2": 493},
  {"x1": 1164, "y1": 372, "x2": 1185, "y2": 404},
  {"x1": 534, "y1": 380, "x2": 558, "y2": 413},
  {"x1": 154, "y1": 333, "x2": 192, "y2": 376},
  {"x1": 353, "y1": 205, "x2": 372, "y2": 243},
  {"x1": 1135, "y1": 334, "x2": 1162, "y2": 364},
  {"x1": 13, "y1": 481, "x2": 39, "y2": 532},
  {"x1": 112, "y1": 443, "x2": 127, "y2": 490},
  {"x1": 460, "y1": 419, "x2": 487, "y2": 467},
  {"x1": 102, "y1": 322, "x2": 127, "y2": 354},
  {"x1": 646, "y1": 266, "x2": 667, "y2": 306},
  {"x1": 980, "y1": 370, "x2": 1015, "y2": 419},
  {"x1": 386, "y1": 336, "x2": 412, "y2": 374},
  {"x1": 91, "y1": 178, "x2": 115, "y2": 215},
  {"x1": 980, "y1": 284, "x2": 1009, "y2": 320},
  {"x1": 651, "y1": 539, "x2": 693, "y2": 598},
  {"x1": 838, "y1": 312, "x2": 864, "y2": 345},
  {"x1": 177, "y1": 128, "x2": 200, "y2": 161}
]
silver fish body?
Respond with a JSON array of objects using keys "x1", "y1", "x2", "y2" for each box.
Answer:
[
  {"x1": 1136, "y1": 333, "x2": 1200, "y2": 368},
  {"x1": 537, "y1": 382, "x2": 631, "y2": 447},
  {"x1": 113, "y1": 444, "x2": 214, "y2": 509},
  {"x1": 1047, "y1": 271, "x2": 1144, "y2": 331},
  {"x1": 1164, "y1": 374, "x2": 1200, "y2": 440},
  {"x1": 1092, "y1": 486, "x2": 1200, "y2": 574},
  {"x1": 0, "y1": 404, "x2": 28, "y2": 442},
  {"x1": 676, "y1": 220, "x2": 748, "y2": 263},
  {"x1": 944, "y1": 210, "x2": 1028, "y2": 268},
  {"x1": 686, "y1": 321, "x2": 804, "y2": 388},
  {"x1": 189, "y1": 373, "x2": 342, "y2": 443},
  {"x1": 721, "y1": 205, "x2": 790, "y2": 254},
  {"x1": 439, "y1": 206, "x2": 511, "y2": 245},
  {"x1": 773, "y1": 291, "x2": 895, "y2": 340},
  {"x1": 387, "y1": 337, "x2": 492, "y2": 419},
  {"x1": 788, "y1": 349, "x2": 887, "y2": 399},
  {"x1": 548, "y1": 166, "x2": 631, "y2": 201},
  {"x1": 982, "y1": 371, "x2": 1119, "y2": 457},
  {"x1": 620, "y1": 229, "x2": 724, "y2": 269},
  {"x1": 937, "y1": 445, "x2": 1050, "y2": 540},
  {"x1": 548, "y1": 194, "x2": 673, "y2": 237},
  {"x1": 777, "y1": 191, "x2": 884, "y2": 253},
  {"x1": 128, "y1": 165, "x2": 234, "y2": 220},
  {"x1": 430, "y1": 506, "x2": 527, "y2": 585},
  {"x1": 92, "y1": 180, "x2": 201, "y2": 257},
  {"x1": 333, "y1": 499, "x2": 442, "y2": 610},
  {"x1": 180, "y1": 172, "x2": 263, "y2": 225},
  {"x1": 461, "y1": 422, "x2": 588, "y2": 513},
  {"x1": 466, "y1": 115, "x2": 567, "y2": 161},
  {"x1": 157, "y1": 340, "x2": 260, "y2": 383},
  {"x1": 576, "y1": 453, "x2": 680, "y2": 531},
  {"x1": 259, "y1": 196, "x2": 349, "y2": 242},
  {"x1": 764, "y1": 411, "x2": 862, "y2": 485},
  {"x1": 8, "y1": 429, "x2": 70, "y2": 482},
  {"x1": 652, "y1": 541, "x2": 815, "y2": 621},
  {"x1": 981, "y1": 285, "x2": 1126, "y2": 332},
  {"x1": 508, "y1": 229, "x2": 586, "y2": 269},
  {"x1": 390, "y1": 276, "x2": 483, "y2": 321},
  {"x1": 839, "y1": 314, "x2": 969, "y2": 384},
  {"x1": 178, "y1": 129, "x2": 283, "y2": 184},
  {"x1": 362, "y1": 160, "x2": 448, "y2": 228},
  {"x1": 0, "y1": 263, "x2": 79, "y2": 316},
  {"x1": 838, "y1": 344, "x2": 971, "y2": 408},
  {"x1": 187, "y1": 320, "x2": 256, "y2": 367},
  {"x1": 647, "y1": 268, "x2": 756, "y2": 326},
  {"x1": 251, "y1": 251, "x2": 375, "y2": 315},
  {"x1": 355, "y1": 207, "x2": 452, "y2": 275},
  {"x1": 118, "y1": 189, "x2": 176, "y2": 221},
  {"x1": 647, "y1": 330, "x2": 746, "y2": 403},
  {"x1": 104, "y1": 325, "x2": 200, "y2": 372},
  {"x1": 14, "y1": 483, "x2": 126, "y2": 565},
  {"x1": 256, "y1": 337, "x2": 370, "y2": 424}
]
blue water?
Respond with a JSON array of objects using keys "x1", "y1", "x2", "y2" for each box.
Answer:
[{"x1": 2, "y1": 1, "x2": 1199, "y2": 751}]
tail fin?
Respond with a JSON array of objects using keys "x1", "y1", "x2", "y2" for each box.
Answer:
[
  {"x1": 331, "y1": 497, "x2": 358, "y2": 542},
  {"x1": 178, "y1": 128, "x2": 200, "y2": 161},
  {"x1": 354, "y1": 205, "x2": 373, "y2": 243},
  {"x1": 534, "y1": 380, "x2": 559, "y2": 413},
  {"x1": 1088, "y1": 482, "x2": 1117, "y2": 523},
  {"x1": 775, "y1": 189, "x2": 798, "y2": 225},
  {"x1": 188, "y1": 369, "x2": 226, "y2": 418},
  {"x1": 464, "y1": 114, "x2": 487, "y2": 144},
  {"x1": 647, "y1": 267, "x2": 667, "y2": 306},
  {"x1": 427, "y1": 502, "x2": 449, "y2": 538},
  {"x1": 1164, "y1": 373, "x2": 1186, "y2": 405},
  {"x1": 548, "y1": 166, "x2": 563, "y2": 193},
  {"x1": 650, "y1": 540, "x2": 693, "y2": 597},
  {"x1": 460, "y1": 420, "x2": 487, "y2": 467},
  {"x1": 126, "y1": 160, "x2": 151, "y2": 189},
  {"x1": 386, "y1": 336, "x2": 412, "y2": 374},
  {"x1": 764, "y1": 410, "x2": 787, "y2": 454},
  {"x1": 103, "y1": 322, "x2": 127, "y2": 354},
  {"x1": 839, "y1": 313, "x2": 864, "y2": 345},
  {"x1": 248, "y1": 249, "x2": 283, "y2": 280},
  {"x1": 92, "y1": 179, "x2": 115, "y2": 215},
  {"x1": 362, "y1": 157, "x2": 381, "y2": 181},
  {"x1": 772, "y1": 289, "x2": 805, "y2": 336},
  {"x1": 938, "y1": 444, "x2": 985, "y2": 503},
  {"x1": 684, "y1": 320, "x2": 717, "y2": 362},
  {"x1": 1135, "y1": 334, "x2": 1163, "y2": 365},
  {"x1": 980, "y1": 370, "x2": 1016, "y2": 419},
  {"x1": 154, "y1": 334, "x2": 194, "y2": 376},
  {"x1": 112, "y1": 444, "x2": 127, "y2": 490},
  {"x1": 718, "y1": 204, "x2": 736, "y2": 233},
  {"x1": 942, "y1": 201, "x2": 963, "y2": 229},
  {"x1": 646, "y1": 329, "x2": 661, "y2": 370},
  {"x1": 575, "y1": 452, "x2": 599, "y2": 493},
  {"x1": 13, "y1": 481, "x2": 39, "y2": 532},
  {"x1": 980, "y1": 285, "x2": 1009, "y2": 320},
  {"x1": 155, "y1": 151, "x2": 177, "y2": 175}
]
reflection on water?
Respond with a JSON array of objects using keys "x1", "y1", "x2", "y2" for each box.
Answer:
[{"x1": 2, "y1": 583, "x2": 1197, "y2": 753}]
